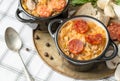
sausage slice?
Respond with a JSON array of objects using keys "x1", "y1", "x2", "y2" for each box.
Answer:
[
  {"x1": 68, "y1": 39, "x2": 84, "y2": 54},
  {"x1": 85, "y1": 34, "x2": 103, "y2": 45},
  {"x1": 73, "y1": 19, "x2": 89, "y2": 34},
  {"x1": 107, "y1": 22, "x2": 120, "y2": 41}
]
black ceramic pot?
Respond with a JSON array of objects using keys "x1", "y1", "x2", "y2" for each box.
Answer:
[
  {"x1": 48, "y1": 15, "x2": 118, "y2": 71},
  {"x1": 16, "y1": 0, "x2": 69, "y2": 30}
]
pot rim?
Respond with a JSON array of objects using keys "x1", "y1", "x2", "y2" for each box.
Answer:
[
  {"x1": 19, "y1": 0, "x2": 69, "y2": 20},
  {"x1": 55, "y1": 15, "x2": 111, "y2": 64}
]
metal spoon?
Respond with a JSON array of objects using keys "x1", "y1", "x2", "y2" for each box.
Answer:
[{"x1": 5, "y1": 27, "x2": 34, "y2": 81}]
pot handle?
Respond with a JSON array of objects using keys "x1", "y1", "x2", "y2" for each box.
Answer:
[
  {"x1": 48, "y1": 19, "x2": 63, "y2": 38},
  {"x1": 16, "y1": 9, "x2": 35, "y2": 23},
  {"x1": 101, "y1": 40, "x2": 118, "y2": 61}
]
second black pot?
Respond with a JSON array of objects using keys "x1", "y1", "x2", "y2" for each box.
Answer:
[{"x1": 48, "y1": 15, "x2": 118, "y2": 71}]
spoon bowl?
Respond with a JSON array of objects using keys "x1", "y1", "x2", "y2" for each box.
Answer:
[{"x1": 5, "y1": 27, "x2": 22, "y2": 52}]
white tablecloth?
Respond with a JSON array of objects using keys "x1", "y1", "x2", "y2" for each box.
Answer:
[{"x1": 0, "y1": 0, "x2": 116, "y2": 81}]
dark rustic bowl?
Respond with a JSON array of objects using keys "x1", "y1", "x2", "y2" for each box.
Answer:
[
  {"x1": 48, "y1": 15, "x2": 118, "y2": 71},
  {"x1": 15, "y1": 0, "x2": 69, "y2": 30}
]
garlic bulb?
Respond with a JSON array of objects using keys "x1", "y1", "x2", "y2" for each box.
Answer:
[
  {"x1": 111, "y1": 3, "x2": 120, "y2": 20},
  {"x1": 26, "y1": 0, "x2": 36, "y2": 10},
  {"x1": 104, "y1": 4, "x2": 116, "y2": 18},
  {"x1": 106, "y1": 50, "x2": 120, "y2": 69},
  {"x1": 97, "y1": 0, "x2": 110, "y2": 9},
  {"x1": 115, "y1": 64, "x2": 120, "y2": 81}
]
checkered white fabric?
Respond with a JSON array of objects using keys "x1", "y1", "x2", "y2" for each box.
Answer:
[{"x1": 0, "y1": 0, "x2": 116, "y2": 81}]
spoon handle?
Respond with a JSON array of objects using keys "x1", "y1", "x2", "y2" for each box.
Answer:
[{"x1": 17, "y1": 52, "x2": 34, "y2": 81}]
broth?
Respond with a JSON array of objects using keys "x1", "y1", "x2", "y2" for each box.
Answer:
[
  {"x1": 58, "y1": 19, "x2": 107, "y2": 60},
  {"x1": 22, "y1": 0, "x2": 66, "y2": 17}
]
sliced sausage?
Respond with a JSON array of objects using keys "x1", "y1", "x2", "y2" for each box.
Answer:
[
  {"x1": 107, "y1": 26, "x2": 118, "y2": 40},
  {"x1": 107, "y1": 22, "x2": 118, "y2": 40},
  {"x1": 107, "y1": 22, "x2": 120, "y2": 41},
  {"x1": 85, "y1": 34, "x2": 103, "y2": 45},
  {"x1": 50, "y1": 0, "x2": 66, "y2": 12},
  {"x1": 73, "y1": 19, "x2": 89, "y2": 34},
  {"x1": 68, "y1": 39, "x2": 84, "y2": 54},
  {"x1": 36, "y1": 4, "x2": 52, "y2": 17}
]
